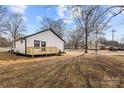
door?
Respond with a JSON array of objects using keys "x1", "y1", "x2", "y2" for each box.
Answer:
[{"x1": 41, "y1": 41, "x2": 46, "y2": 52}]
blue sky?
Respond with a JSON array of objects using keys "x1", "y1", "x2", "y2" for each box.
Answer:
[
  {"x1": 21, "y1": 5, "x2": 59, "y2": 34},
  {"x1": 105, "y1": 13, "x2": 124, "y2": 42},
  {"x1": 7, "y1": 5, "x2": 124, "y2": 42},
  {"x1": 8, "y1": 5, "x2": 60, "y2": 34}
]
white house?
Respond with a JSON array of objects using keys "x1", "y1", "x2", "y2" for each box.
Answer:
[{"x1": 12, "y1": 29, "x2": 65, "y2": 56}]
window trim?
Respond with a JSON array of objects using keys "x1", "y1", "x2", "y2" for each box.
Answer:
[
  {"x1": 41, "y1": 41, "x2": 46, "y2": 47},
  {"x1": 34, "y1": 40, "x2": 40, "y2": 48},
  {"x1": 41, "y1": 41, "x2": 46, "y2": 52}
]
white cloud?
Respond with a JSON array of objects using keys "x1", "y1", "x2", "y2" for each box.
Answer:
[
  {"x1": 56, "y1": 6, "x2": 81, "y2": 25},
  {"x1": 22, "y1": 16, "x2": 27, "y2": 22},
  {"x1": 36, "y1": 16, "x2": 43, "y2": 22},
  {"x1": 56, "y1": 5, "x2": 74, "y2": 25},
  {"x1": 108, "y1": 12, "x2": 112, "y2": 17},
  {"x1": 70, "y1": 6, "x2": 81, "y2": 18},
  {"x1": 9, "y1": 5, "x2": 27, "y2": 14},
  {"x1": 63, "y1": 19, "x2": 71, "y2": 24},
  {"x1": 57, "y1": 5, "x2": 67, "y2": 19}
]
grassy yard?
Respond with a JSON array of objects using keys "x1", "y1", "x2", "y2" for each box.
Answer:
[
  {"x1": 0, "y1": 52, "x2": 31, "y2": 61},
  {"x1": 0, "y1": 51, "x2": 123, "y2": 88},
  {"x1": 0, "y1": 47, "x2": 30, "y2": 61}
]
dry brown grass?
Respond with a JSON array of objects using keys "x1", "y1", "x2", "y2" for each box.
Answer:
[
  {"x1": 0, "y1": 52, "x2": 30, "y2": 61},
  {"x1": 0, "y1": 52, "x2": 124, "y2": 88}
]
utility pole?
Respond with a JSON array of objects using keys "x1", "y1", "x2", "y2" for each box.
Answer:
[{"x1": 111, "y1": 29, "x2": 116, "y2": 41}]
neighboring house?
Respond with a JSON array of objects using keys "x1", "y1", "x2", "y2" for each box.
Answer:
[
  {"x1": 105, "y1": 46, "x2": 119, "y2": 50},
  {"x1": 88, "y1": 43, "x2": 106, "y2": 50},
  {"x1": 12, "y1": 28, "x2": 65, "y2": 56}
]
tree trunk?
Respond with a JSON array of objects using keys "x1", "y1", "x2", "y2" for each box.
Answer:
[
  {"x1": 12, "y1": 36, "x2": 16, "y2": 53},
  {"x1": 85, "y1": 28, "x2": 88, "y2": 53},
  {"x1": 74, "y1": 43, "x2": 78, "y2": 49},
  {"x1": 95, "y1": 32, "x2": 98, "y2": 55}
]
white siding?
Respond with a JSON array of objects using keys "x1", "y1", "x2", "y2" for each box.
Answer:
[
  {"x1": 26, "y1": 30, "x2": 64, "y2": 52},
  {"x1": 14, "y1": 39, "x2": 25, "y2": 54}
]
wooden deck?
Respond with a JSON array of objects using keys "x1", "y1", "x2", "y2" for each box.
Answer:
[{"x1": 26, "y1": 47, "x2": 60, "y2": 56}]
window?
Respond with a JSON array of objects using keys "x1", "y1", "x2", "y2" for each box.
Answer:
[
  {"x1": 41, "y1": 41, "x2": 46, "y2": 51},
  {"x1": 41, "y1": 41, "x2": 46, "y2": 47},
  {"x1": 34, "y1": 40, "x2": 40, "y2": 48},
  {"x1": 21, "y1": 40, "x2": 23, "y2": 43}
]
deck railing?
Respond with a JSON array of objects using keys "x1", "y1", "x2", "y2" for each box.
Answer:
[{"x1": 26, "y1": 47, "x2": 59, "y2": 56}]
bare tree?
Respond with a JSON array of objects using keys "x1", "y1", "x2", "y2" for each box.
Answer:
[
  {"x1": 3, "y1": 14, "x2": 26, "y2": 41},
  {"x1": 40, "y1": 17, "x2": 55, "y2": 30},
  {"x1": 54, "y1": 19, "x2": 66, "y2": 38},
  {"x1": 73, "y1": 6, "x2": 103, "y2": 53},
  {"x1": 0, "y1": 6, "x2": 7, "y2": 21},
  {"x1": 93, "y1": 6, "x2": 124, "y2": 54},
  {"x1": 93, "y1": 16, "x2": 109, "y2": 54},
  {"x1": 0, "y1": 6, "x2": 7, "y2": 32},
  {"x1": 39, "y1": 17, "x2": 66, "y2": 38},
  {"x1": 67, "y1": 27, "x2": 84, "y2": 49},
  {"x1": 72, "y1": 5, "x2": 124, "y2": 53}
]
